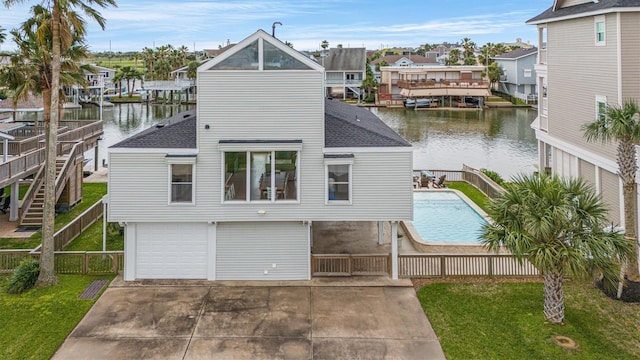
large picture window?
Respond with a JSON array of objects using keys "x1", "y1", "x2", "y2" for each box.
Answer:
[
  {"x1": 170, "y1": 164, "x2": 194, "y2": 204},
  {"x1": 223, "y1": 150, "x2": 298, "y2": 202}
]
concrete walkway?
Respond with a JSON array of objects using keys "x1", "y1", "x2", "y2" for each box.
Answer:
[{"x1": 53, "y1": 277, "x2": 446, "y2": 360}]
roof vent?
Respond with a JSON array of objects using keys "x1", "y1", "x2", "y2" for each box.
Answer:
[{"x1": 156, "y1": 124, "x2": 165, "y2": 128}]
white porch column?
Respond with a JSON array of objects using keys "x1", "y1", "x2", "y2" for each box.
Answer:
[
  {"x1": 9, "y1": 182, "x2": 18, "y2": 222},
  {"x1": 123, "y1": 223, "x2": 135, "y2": 281},
  {"x1": 377, "y1": 221, "x2": 384, "y2": 245},
  {"x1": 391, "y1": 221, "x2": 398, "y2": 280},
  {"x1": 207, "y1": 222, "x2": 217, "y2": 280}
]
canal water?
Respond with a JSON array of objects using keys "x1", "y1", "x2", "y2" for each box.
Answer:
[
  {"x1": 67, "y1": 103, "x2": 537, "y2": 179},
  {"x1": 372, "y1": 107, "x2": 538, "y2": 179}
]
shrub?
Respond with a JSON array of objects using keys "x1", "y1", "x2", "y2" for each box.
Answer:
[
  {"x1": 364, "y1": 94, "x2": 376, "y2": 103},
  {"x1": 481, "y1": 168, "x2": 505, "y2": 186},
  {"x1": 6, "y1": 259, "x2": 40, "y2": 294}
]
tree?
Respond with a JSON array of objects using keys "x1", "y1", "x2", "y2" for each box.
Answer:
[
  {"x1": 482, "y1": 173, "x2": 632, "y2": 324},
  {"x1": 583, "y1": 99, "x2": 640, "y2": 282},
  {"x1": 0, "y1": 25, "x2": 6, "y2": 47},
  {"x1": 482, "y1": 62, "x2": 502, "y2": 89},
  {"x1": 321, "y1": 40, "x2": 329, "y2": 50},
  {"x1": 4, "y1": 0, "x2": 117, "y2": 287},
  {"x1": 445, "y1": 49, "x2": 460, "y2": 66},
  {"x1": 186, "y1": 61, "x2": 199, "y2": 81},
  {"x1": 461, "y1": 37, "x2": 477, "y2": 65},
  {"x1": 361, "y1": 63, "x2": 377, "y2": 101}
]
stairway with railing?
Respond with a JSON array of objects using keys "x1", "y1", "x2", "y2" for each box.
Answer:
[{"x1": 19, "y1": 142, "x2": 84, "y2": 227}]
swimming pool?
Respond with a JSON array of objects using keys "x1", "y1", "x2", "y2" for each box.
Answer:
[{"x1": 412, "y1": 191, "x2": 488, "y2": 244}]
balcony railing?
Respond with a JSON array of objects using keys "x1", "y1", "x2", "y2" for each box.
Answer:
[
  {"x1": 325, "y1": 79, "x2": 363, "y2": 86},
  {"x1": 397, "y1": 79, "x2": 489, "y2": 89}
]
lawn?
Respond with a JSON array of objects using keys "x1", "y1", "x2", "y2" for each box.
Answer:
[
  {"x1": 417, "y1": 280, "x2": 640, "y2": 360},
  {"x1": 64, "y1": 218, "x2": 124, "y2": 251},
  {"x1": 0, "y1": 183, "x2": 108, "y2": 250},
  {"x1": 445, "y1": 181, "x2": 491, "y2": 212},
  {"x1": 0, "y1": 274, "x2": 114, "y2": 360}
]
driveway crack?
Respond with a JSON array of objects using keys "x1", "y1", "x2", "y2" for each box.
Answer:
[{"x1": 181, "y1": 286, "x2": 211, "y2": 360}]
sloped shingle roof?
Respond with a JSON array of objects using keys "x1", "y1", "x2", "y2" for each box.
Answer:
[
  {"x1": 323, "y1": 48, "x2": 366, "y2": 71},
  {"x1": 324, "y1": 99, "x2": 411, "y2": 148},
  {"x1": 110, "y1": 100, "x2": 410, "y2": 150},
  {"x1": 494, "y1": 47, "x2": 538, "y2": 60},
  {"x1": 110, "y1": 110, "x2": 196, "y2": 149},
  {"x1": 527, "y1": 0, "x2": 640, "y2": 23}
]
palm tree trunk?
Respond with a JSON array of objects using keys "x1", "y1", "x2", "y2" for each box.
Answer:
[
  {"x1": 619, "y1": 139, "x2": 639, "y2": 281},
  {"x1": 37, "y1": 1, "x2": 60, "y2": 287},
  {"x1": 543, "y1": 272, "x2": 564, "y2": 324},
  {"x1": 623, "y1": 183, "x2": 639, "y2": 280}
]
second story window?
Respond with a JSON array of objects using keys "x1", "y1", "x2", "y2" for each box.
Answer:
[
  {"x1": 595, "y1": 16, "x2": 606, "y2": 45},
  {"x1": 596, "y1": 96, "x2": 607, "y2": 123},
  {"x1": 169, "y1": 163, "x2": 195, "y2": 204}
]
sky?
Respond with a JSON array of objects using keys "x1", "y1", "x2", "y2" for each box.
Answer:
[{"x1": 1, "y1": 0, "x2": 552, "y2": 53}]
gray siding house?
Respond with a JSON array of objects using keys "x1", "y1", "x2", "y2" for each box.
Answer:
[
  {"x1": 494, "y1": 47, "x2": 538, "y2": 103},
  {"x1": 527, "y1": 0, "x2": 640, "y2": 230},
  {"x1": 108, "y1": 30, "x2": 413, "y2": 281},
  {"x1": 323, "y1": 47, "x2": 367, "y2": 99}
]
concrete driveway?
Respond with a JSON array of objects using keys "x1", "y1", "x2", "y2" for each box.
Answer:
[{"x1": 53, "y1": 277, "x2": 445, "y2": 359}]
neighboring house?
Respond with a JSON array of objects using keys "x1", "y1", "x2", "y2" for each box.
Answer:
[
  {"x1": 107, "y1": 30, "x2": 413, "y2": 281},
  {"x1": 203, "y1": 42, "x2": 236, "y2": 58},
  {"x1": 527, "y1": 0, "x2": 640, "y2": 227},
  {"x1": 322, "y1": 47, "x2": 367, "y2": 99},
  {"x1": 84, "y1": 64, "x2": 116, "y2": 88},
  {"x1": 370, "y1": 55, "x2": 439, "y2": 82},
  {"x1": 378, "y1": 65, "x2": 489, "y2": 106},
  {"x1": 500, "y1": 37, "x2": 535, "y2": 49},
  {"x1": 494, "y1": 47, "x2": 538, "y2": 103}
]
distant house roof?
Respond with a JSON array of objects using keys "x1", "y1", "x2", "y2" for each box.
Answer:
[
  {"x1": 110, "y1": 110, "x2": 197, "y2": 149},
  {"x1": 0, "y1": 94, "x2": 44, "y2": 112},
  {"x1": 323, "y1": 48, "x2": 366, "y2": 72},
  {"x1": 110, "y1": 100, "x2": 410, "y2": 150},
  {"x1": 527, "y1": 0, "x2": 639, "y2": 24},
  {"x1": 494, "y1": 47, "x2": 538, "y2": 60},
  {"x1": 324, "y1": 98, "x2": 410, "y2": 148},
  {"x1": 371, "y1": 55, "x2": 438, "y2": 65},
  {"x1": 203, "y1": 44, "x2": 236, "y2": 58}
]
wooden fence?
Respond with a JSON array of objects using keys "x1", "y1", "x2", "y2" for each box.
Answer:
[
  {"x1": 311, "y1": 254, "x2": 390, "y2": 276},
  {"x1": 0, "y1": 251, "x2": 123, "y2": 274},
  {"x1": 53, "y1": 200, "x2": 104, "y2": 251},
  {"x1": 398, "y1": 254, "x2": 538, "y2": 278}
]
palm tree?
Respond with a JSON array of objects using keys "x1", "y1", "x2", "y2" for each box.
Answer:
[
  {"x1": 0, "y1": 25, "x2": 6, "y2": 47},
  {"x1": 583, "y1": 99, "x2": 640, "y2": 281},
  {"x1": 482, "y1": 173, "x2": 632, "y2": 324},
  {"x1": 446, "y1": 49, "x2": 461, "y2": 66},
  {"x1": 4, "y1": 0, "x2": 116, "y2": 287},
  {"x1": 321, "y1": 40, "x2": 329, "y2": 50}
]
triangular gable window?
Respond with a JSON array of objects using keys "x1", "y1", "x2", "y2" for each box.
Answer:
[
  {"x1": 212, "y1": 40, "x2": 259, "y2": 70},
  {"x1": 211, "y1": 37, "x2": 312, "y2": 71},
  {"x1": 264, "y1": 42, "x2": 312, "y2": 70}
]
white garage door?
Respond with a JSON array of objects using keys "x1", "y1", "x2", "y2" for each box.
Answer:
[
  {"x1": 217, "y1": 222, "x2": 309, "y2": 280},
  {"x1": 135, "y1": 223, "x2": 208, "y2": 279}
]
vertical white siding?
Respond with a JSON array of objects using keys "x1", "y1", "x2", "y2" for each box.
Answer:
[{"x1": 216, "y1": 222, "x2": 309, "y2": 280}]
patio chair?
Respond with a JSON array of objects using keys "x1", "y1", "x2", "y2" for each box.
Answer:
[{"x1": 432, "y1": 175, "x2": 447, "y2": 188}]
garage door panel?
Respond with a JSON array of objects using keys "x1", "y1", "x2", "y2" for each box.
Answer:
[
  {"x1": 217, "y1": 222, "x2": 308, "y2": 280},
  {"x1": 136, "y1": 223, "x2": 208, "y2": 279}
]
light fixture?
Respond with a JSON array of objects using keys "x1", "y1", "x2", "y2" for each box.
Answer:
[
  {"x1": 204, "y1": 124, "x2": 210, "y2": 129},
  {"x1": 257, "y1": 210, "x2": 266, "y2": 215}
]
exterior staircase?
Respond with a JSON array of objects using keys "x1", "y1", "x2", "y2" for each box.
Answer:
[{"x1": 19, "y1": 157, "x2": 68, "y2": 227}]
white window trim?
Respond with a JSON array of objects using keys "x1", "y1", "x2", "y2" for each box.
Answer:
[
  {"x1": 167, "y1": 156, "x2": 196, "y2": 205},
  {"x1": 221, "y1": 150, "x2": 300, "y2": 204},
  {"x1": 595, "y1": 16, "x2": 606, "y2": 46},
  {"x1": 596, "y1": 95, "x2": 607, "y2": 122},
  {"x1": 324, "y1": 159, "x2": 353, "y2": 205}
]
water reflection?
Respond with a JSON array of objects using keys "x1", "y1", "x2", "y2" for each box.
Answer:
[
  {"x1": 65, "y1": 103, "x2": 537, "y2": 179},
  {"x1": 64, "y1": 103, "x2": 195, "y2": 166},
  {"x1": 371, "y1": 107, "x2": 538, "y2": 179}
]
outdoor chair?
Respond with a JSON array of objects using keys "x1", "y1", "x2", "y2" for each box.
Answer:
[{"x1": 433, "y1": 175, "x2": 447, "y2": 188}]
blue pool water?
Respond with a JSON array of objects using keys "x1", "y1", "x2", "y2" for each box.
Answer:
[{"x1": 413, "y1": 191, "x2": 488, "y2": 244}]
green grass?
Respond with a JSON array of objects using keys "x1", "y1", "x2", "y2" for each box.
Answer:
[
  {"x1": 0, "y1": 274, "x2": 114, "y2": 360},
  {"x1": 0, "y1": 183, "x2": 108, "y2": 250},
  {"x1": 417, "y1": 280, "x2": 640, "y2": 360},
  {"x1": 446, "y1": 181, "x2": 491, "y2": 213},
  {"x1": 64, "y1": 219, "x2": 124, "y2": 251}
]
